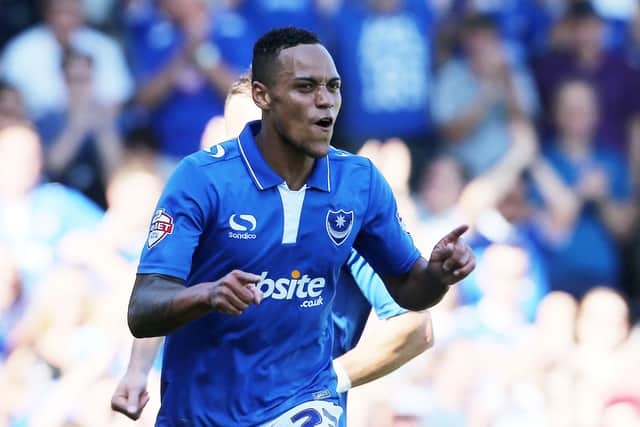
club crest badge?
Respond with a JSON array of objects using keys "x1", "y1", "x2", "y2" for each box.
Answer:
[
  {"x1": 326, "y1": 209, "x2": 354, "y2": 246},
  {"x1": 147, "y1": 209, "x2": 174, "y2": 248}
]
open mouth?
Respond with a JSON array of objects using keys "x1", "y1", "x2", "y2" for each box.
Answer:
[{"x1": 315, "y1": 117, "x2": 334, "y2": 129}]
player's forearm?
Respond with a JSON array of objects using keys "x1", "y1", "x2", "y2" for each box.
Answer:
[
  {"x1": 127, "y1": 337, "x2": 164, "y2": 375},
  {"x1": 335, "y1": 311, "x2": 432, "y2": 388},
  {"x1": 127, "y1": 274, "x2": 212, "y2": 338},
  {"x1": 383, "y1": 258, "x2": 449, "y2": 311}
]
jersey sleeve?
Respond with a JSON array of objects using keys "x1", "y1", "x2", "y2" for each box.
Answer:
[
  {"x1": 137, "y1": 157, "x2": 216, "y2": 280},
  {"x1": 346, "y1": 251, "x2": 408, "y2": 320},
  {"x1": 354, "y1": 161, "x2": 421, "y2": 276}
]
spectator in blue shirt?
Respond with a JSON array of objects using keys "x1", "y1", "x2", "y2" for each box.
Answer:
[
  {"x1": 529, "y1": 78, "x2": 636, "y2": 297},
  {"x1": 126, "y1": 0, "x2": 256, "y2": 159},
  {"x1": 432, "y1": 13, "x2": 539, "y2": 177},
  {"x1": 328, "y1": 0, "x2": 435, "y2": 158}
]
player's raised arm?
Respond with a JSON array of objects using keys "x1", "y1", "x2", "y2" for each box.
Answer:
[
  {"x1": 355, "y1": 161, "x2": 475, "y2": 311},
  {"x1": 128, "y1": 270, "x2": 262, "y2": 337},
  {"x1": 383, "y1": 226, "x2": 474, "y2": 311}
]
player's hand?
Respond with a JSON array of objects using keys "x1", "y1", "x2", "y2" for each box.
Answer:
[
  {"x1": 427, "y1": 225, "x2": 475, "y2": 285},
  {"x1": 111, "y1": 370, "x2": 150, "y2": 420},
  {"x1": 208, "y1": 270, "x2": 263, "y2": 316}
]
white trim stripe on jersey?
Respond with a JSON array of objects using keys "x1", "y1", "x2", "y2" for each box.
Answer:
[
  {"x1": 326, "y1": 155, "x2": 331, "y2": 192},
  {"x1": 277, "y1": 183, "x2": 307, "y2": 244},
  {"x1": 237, "y1": 136, "x2": 264, "y2": 190}
]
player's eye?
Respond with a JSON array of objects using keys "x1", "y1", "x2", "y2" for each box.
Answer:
[
  {"x1": 328, "y1": 81, "x2": 341, "y2": 92},
  {"x1": 298, "y1": 83, "x2": 315, "y2": 92}
]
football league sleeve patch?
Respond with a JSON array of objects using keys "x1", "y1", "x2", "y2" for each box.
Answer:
[{"x1": 138, "y1": 158, "x2": 215, "y2": 280}]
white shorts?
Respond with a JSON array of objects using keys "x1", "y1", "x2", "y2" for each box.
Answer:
[{"x1": 261, "y1": 400, "x2": 343, "y2": 427}]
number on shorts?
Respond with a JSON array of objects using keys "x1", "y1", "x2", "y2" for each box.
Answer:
[{"x1": 290, "y1": 408, "x2": 322, "y2": 427}]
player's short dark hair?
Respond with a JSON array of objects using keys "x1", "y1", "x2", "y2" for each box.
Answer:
[{"x1": 252, "y1": 27, "x2": 321, "y2": 86}]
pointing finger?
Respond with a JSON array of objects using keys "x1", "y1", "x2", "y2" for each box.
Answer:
[{"x1": 442, "y1": 225, "x2": 469, "y2": 243}]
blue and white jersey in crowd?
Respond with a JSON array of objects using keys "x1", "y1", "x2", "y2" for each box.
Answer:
[
  {"x1": 328, "y1": 0, "x2": 434, "y2": 143},
  {"x1": 137, "y1": 121, "x2": 420, "y2": 426}
]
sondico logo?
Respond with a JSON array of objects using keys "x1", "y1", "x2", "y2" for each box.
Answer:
[
  {"x1": 257, "y1": 270, "x2": 325, "y2": 308},
  {"x1": 228, "y1": 214, "x2": 257, "y2": 239}
]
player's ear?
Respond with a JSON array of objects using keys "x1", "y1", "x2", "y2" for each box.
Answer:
[{"x1": 252, "y1": 81, "x2": 271, "y2": 111}]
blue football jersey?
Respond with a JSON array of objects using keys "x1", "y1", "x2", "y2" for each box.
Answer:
[{"x1": 137, "y1": 121, "x2": 420, "y2": 426}]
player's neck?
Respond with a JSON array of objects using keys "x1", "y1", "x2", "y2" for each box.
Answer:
[{"x1": 255, "y1": 126, "x2": 315, "y2": 191}]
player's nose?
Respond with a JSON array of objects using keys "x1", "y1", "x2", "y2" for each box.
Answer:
[{"x1": 315, "y1": 86, "x2": 334, "y2": 109}]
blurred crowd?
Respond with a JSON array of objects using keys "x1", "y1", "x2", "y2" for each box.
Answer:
[{"x1": 1, "y1": 0, "x2": 640, "y2": 426}]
